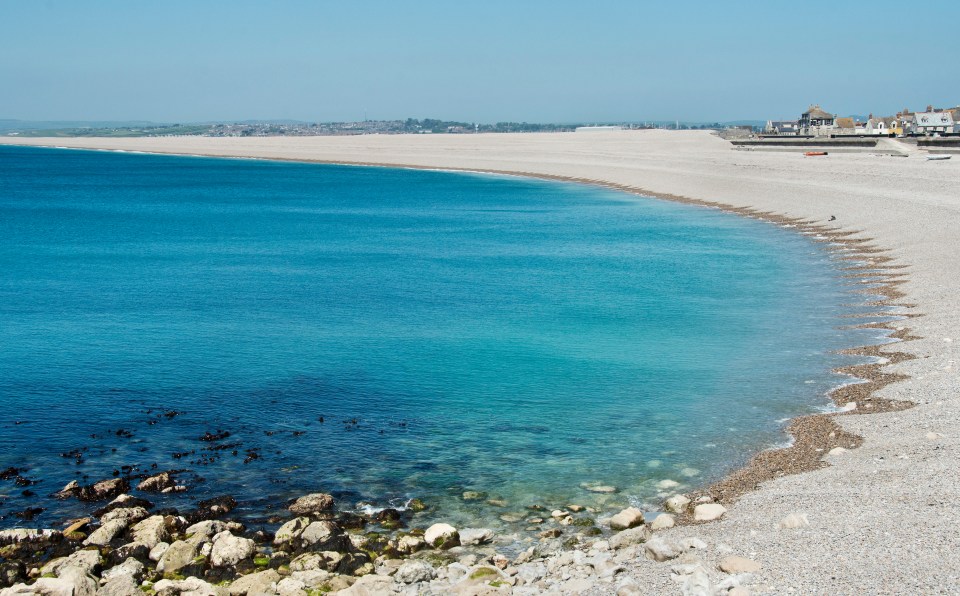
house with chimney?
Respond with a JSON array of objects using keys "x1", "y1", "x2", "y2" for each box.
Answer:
[{"x1": 798, "y1": 104, "x2": 836, "y2": 136}]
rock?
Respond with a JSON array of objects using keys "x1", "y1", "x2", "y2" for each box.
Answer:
[
  {"x1": 131, "y1": 515, "x2": 170, "y2": 549},
  {"x1": 644, "y1": 537, "x2": 680, "y2": 562},
  {"x1": 335, "y1": 573, "x2": 395, "y2": 596},
  {"x1": 185, "y1": 520, "x2": 228, "y2": 544},
  {"x1": 779, "y1": 513, "x2": 810, "y2": 529},
  {"x1": 100, "y1": 507, "x2": 149, "y2": 526},
  {"x1": 156, "y1": 540, "x2": 198, "y2": 574},
  {"x1": 516, "y1": 562, "x2": 547, "y2": 584},
  {"x1": 728, "y1": 588, "x2": 752, "y2": 596},
  {"x1": 397, "y1": 535, "x2": 425, "y2": 554},
  {"x1": 98, "y1": 574, "x2": 141, "y2": 596},
  {"x1": 210, "y1": 531, "x2": 255, "y2": 568},
  {"x1": 299, "y1": 521, "x2": 346, "y2": 551},
  {"x1": 288, "y1": 493, "x2": 335, "y2": 515},
  {"x1": 102, "y1": 558, "x2": 146, "y2": 583},
  {"x1": 83, "y1": 520, "x2": 127, "y2": 547},
  {"x1": 41, "y1": 550, "x2": 100, "y2": 577},
  {"x1": 424, "y1": 523, "x2": 459, "y2": 549},
  {"x1": 462, "y1": 491, "x2": 486, "y2": 501},
  {"x1": 675, "y1": 563, "x2": 713, "y2": 596},
  {"x1": 110, "y1": 542, "x2": 149, "y2": 565},
  {"x1": 719, "y1": 556, "x2": 761, "y2": 574},
  {"x1": 137, "y1": 472, "x2": 175, "y2": 492},
  {"x1": 608, "y1": 507, "x2": 645, "y2": 530},
  {"x1": 149, "y1": 542, "x2": 171, "y2": 562},
  {"x1": 289, "y1": 552, "x2": 341, "y2": 572},
  {"x1": 679, "y1": 537, "x2": 707, "y2": 550},
  {"x1": 693, "y1": 504, "x2": 727, "y2": 521},
  {"x1": 664, "y1": 494, "x2": 691, "y2": 514},
  {"x1": 458, "y1": 528, "x2": 494, "y2": 546},
  {"x1": 274, "y1": 517, "x2": 311, "y2": 545},
  {"x1": 828, "y1": 447, "x2": 848, "y2": 456},
  {"x1": 583, "y1": 485, "x2": 617, "y2": 493},
  {"x1": 656, "y1": 479, "x2": 680, "y2": 490},
  {"x1": 0, "y1": 561, "x2": 26, "y2": 587},
  {"x1": 609, "y1": 526, "x2": 652, "y2": 550},
  {"x1": 651, "y1": 514, "x2": 675, "y2": 530},
  {"x1": 228, "y1": 569, "x2": 280, "y2": 595},
  {"x1": 55, "y1": 480, "x2": 81, "y2": 499},
  {"x1": 78, "y1": 478, "x2": 130, "y2": 502},
  {"x1": 926, "y1": 432, "x2": 944, "y2": 440},
  {"x1": 394, "y1": 560, "x2": 435, "y2": 584},
  {"x1": 153, "y1": 576, "x2": 225, "y2": 596}
]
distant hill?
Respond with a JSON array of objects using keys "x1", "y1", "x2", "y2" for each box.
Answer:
[{"x1": 0, "y1": 119, "x2": 163, "y2": 132}]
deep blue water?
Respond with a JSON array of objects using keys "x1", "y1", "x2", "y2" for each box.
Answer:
[{"x1": 0, "y1": 145, "x2": 876, "y2": 530}]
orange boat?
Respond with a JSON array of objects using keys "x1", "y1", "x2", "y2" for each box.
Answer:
[{"x1": 804, "y1": 151, "x2": 828, "y2": 156}]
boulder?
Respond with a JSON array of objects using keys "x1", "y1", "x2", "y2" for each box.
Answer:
[
  {"x1": 644, "y1": 537, "x2": 680, "y2": 562},
  {"x1": 131, "y1": 516, "x2": 170, "y2": 549},
  {"x1": 650, "y1": 514, "x2": 675, "y2": 530},
  {"x1": 288, "y1": 493, "x2": 335, "y2": 515},
  {"x1": 228, "y1": 569, "x2": 280, "y2": 595},
  {"x1": 110, "y1": 542, "x2": 149, "y2": 565},
  {"x1": 41, "y1": 550, "x2": 100, "y2": 577},
  {"x1": 397, "y1": 535, "x2": 424, "y2": 554},
  {"x1": 335, "y1": 573, "x2": 396, "y2": 596},
  {"x1": 152, "y1": 577, "x2": 225, "y2": 596},
  {"x1": 299, "y1": 521, "x2": 346, "y2": 551},
  {"x1": 458, "y1": 528, "x2": 494, "y2": 546},
  {"x1": 156, "y1": 540, "x2": 198, "y2": 574},
  {"x1": 83, "y1": 520, "x2": 127, "y2": 547},
  {"x1": 137, "y1": 472, "x2": 175, "y2": 492},
  {"x1": 78, "y1": 478, "x2": 130, "y2": 502},
  {"x1": 149, "y1": 542, "x2": 171, "y2": 562},
  {"x1": 608, "y1": 507, "x2": 645, "y2": 530},
  {"x1": 609, "y1": 526, "x2": 652, "y2": 550},
  {"x1": 718, "y1": 556, "x2": 761, "y2": 574},
  {"x1": 394, "y1": 560, "x2": 435, "y2": 584},
  {"x1": 424, "y1": 523, "x2": 459, "y2": 549},
  {"x1": 98, "y1": 574, "x2": 141, "y2": 596},
  {"x1": 101, "y1": 558, "x2": 146, "y2": 583},
  {"x1": 100, "y1": 507, "x2": 149, "y2": 526},
  {"x1": 274, "y1": 517, "x2": 311, "y2": 545},
  {"x1": 664, "y1": 494, "x2": 691, "y2": 514},
  {"x1": 210, "y1": 532, "x2": 256, "y2": 568},
  {"x1": 184, "y1": 520, "x2": 228, "y2": 545},
  {"x1": 693, "y1": 504, "x2": 727, "y2": 522}
]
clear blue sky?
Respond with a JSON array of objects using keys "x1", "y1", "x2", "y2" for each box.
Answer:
[{"x1": 2, "y1": 0, "x2": 958, "y2": 123}]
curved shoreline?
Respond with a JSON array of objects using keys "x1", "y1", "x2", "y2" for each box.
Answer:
[{"x1": 2, "y1": 132, "x2": 956, "y2": 593}]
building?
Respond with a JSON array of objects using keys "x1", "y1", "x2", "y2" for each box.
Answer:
[
  {"x1": 799, "y1": 104, "x2": 836, "y2": 135},
  {"x1": 909, "y1": 110, "x2": 955, "y2": 135},
  {"x1": 834, "y1": 117, "x2": 856, "y2": 135},
  {"x1": 865, "y1": 114, "x2": 896, "y2": 135},
  {"x1": 764, "y1": 120, "x2": 799, "y2": 135}
]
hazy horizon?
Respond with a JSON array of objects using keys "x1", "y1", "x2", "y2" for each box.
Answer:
[{"x1": 2, "y1": 0, "x2": 958, "y2": 123}]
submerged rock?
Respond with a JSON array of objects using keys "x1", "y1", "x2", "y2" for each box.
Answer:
[{"x1": 288, "y1": 493, "x2": 335, "y2": 515}]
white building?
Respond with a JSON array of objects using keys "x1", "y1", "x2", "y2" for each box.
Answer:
[{"x1": 910, "y1": 111, "x2": 954, "y2": 135}]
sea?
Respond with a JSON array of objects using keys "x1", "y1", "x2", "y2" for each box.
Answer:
[{"x1": 0, "y1": 145, "x2": 885, "y2": 531}]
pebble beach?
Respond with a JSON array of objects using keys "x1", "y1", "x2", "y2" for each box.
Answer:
[{"x1": 2, "y1": 129, "x2": 959, "y2": 594}]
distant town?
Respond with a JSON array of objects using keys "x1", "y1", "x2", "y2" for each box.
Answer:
[
  {"x1": 0, "y1": 118, "x2": 737, "y2": 138},
  {"x1": 3, "y1": 105, "x2": 958, "y2": 140}
]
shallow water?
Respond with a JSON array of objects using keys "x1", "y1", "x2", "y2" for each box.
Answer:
[{"x1": 0, "y1": 146, "x2": 879, "y2": 530}]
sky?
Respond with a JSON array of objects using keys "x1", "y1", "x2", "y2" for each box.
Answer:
[{"x1": 2, "y1": 0, "x2": 959, "y2": 123}]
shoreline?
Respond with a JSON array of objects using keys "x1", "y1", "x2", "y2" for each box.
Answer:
[{"x1": 1, "y1": 132, "x2": 956, "y2": 594}]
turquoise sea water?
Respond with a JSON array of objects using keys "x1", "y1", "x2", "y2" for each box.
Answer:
[{"x1": 0, "y1": 146, "x2": 878, "y2": 530}]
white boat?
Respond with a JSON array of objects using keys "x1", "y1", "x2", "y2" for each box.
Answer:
[{"x1": 927, "y1": 154, "x2": 952, "y2": 161}]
